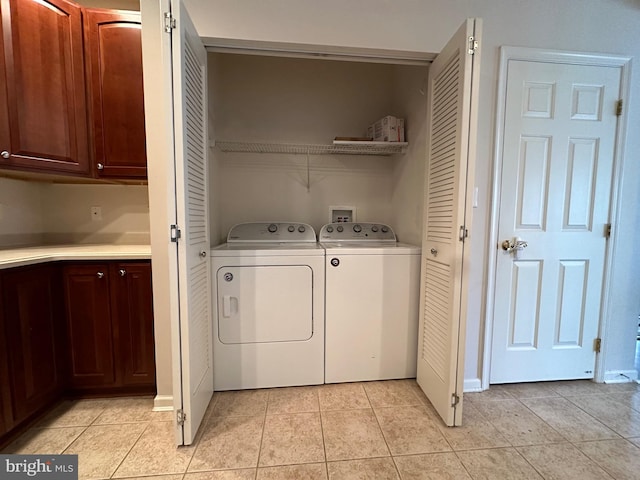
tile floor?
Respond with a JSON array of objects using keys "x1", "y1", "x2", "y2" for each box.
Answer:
[{"x1": 3, "y1": 379, "x2": 640, "y2": 479}]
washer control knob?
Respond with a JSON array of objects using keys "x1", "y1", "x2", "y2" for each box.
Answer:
[
  {"x1": 337, "y1": 225, "x2": 344, "y2": 233},
  {"x1": 353, "y1": 224, "x2": 362, "y2": 233},
  {"x1": 326, "y1": 226, "x2": 334, "y2": 233},
  {"x1": 268, "y1": 223, "x2": 278, "y2": 233},
  {"x1": 381, "y1": 226, "x2": 389, "y2": 233},
  {"x1": 298, "y1": 225, "x2": 306, "y2": 233},
  {"x1": 371, "y1": 225, "x2": 379, "y2": 232},
  {"x1": 288, "y1": 225, "x2": 295, "y2": 232},
  {"x1": 330, "y1": 258, "x2": 340, "y2": 267}
]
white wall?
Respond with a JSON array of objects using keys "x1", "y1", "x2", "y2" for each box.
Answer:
[
  {"x1": 178, "y1": 0, "x2": 640, "y2": 385},
  {"x1": 210, "y1": 53, "x2": 427, "y2": 244},
  {"x1": 0, "y1": 178, "x2": 45, "y2": 247}
]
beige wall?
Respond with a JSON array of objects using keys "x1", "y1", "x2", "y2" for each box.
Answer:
[{"x1": 0, "y1": 178, "x2": 45, "y2": 247}]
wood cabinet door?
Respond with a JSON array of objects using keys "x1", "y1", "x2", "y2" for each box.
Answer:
[
  {"x1": 63, "y1": 264, "x2": 115, "y2": 388},
  {"x1": 84, "y1": 9, "x2": 146, "y2": 179},
  {"x1": 111, "y1": 262, "x2": 155, "y2": 387},
  {"x1": 0, "y1": 273, "x2": 13, "y2": 435},
  {"x1": 0, "y1": 0, "x2": 90, "y2": 175},
  {"x1": 2, "y1": 264, "x2": 63, "y2": 424}
]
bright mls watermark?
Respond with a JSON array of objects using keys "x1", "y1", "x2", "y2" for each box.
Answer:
[{"x1": 0, "y1": 455, "x2": 77, "y2": 479}]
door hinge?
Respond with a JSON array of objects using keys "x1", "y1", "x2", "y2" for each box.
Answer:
[
  {"x1": 451, "y1": 393, "x2": 460, "y2": 407},
  {"x1": 594, "y1": 338, "x2": 602, "y2": 353},
  {"x1": 164, "y1": 12, "x2": 176, "y2": 33},
  {"x1": 605, "y1": 223, "x2": 612, "y2": 238},
  {"x1": 616, "y1": 99, "x2": 623, "y2": 117},
  {"x1": 468, "y1": 36, "x2": 478, "y2": 55},
  {"x1": 176, "y1": 409, "x2": 186, "y2": 426},
  {"x1": 170, "y1": 224, "x2": 181, "y2": 243},
  {"x1": 459, "y1": 226, "x2": 469, "y2": 242}
]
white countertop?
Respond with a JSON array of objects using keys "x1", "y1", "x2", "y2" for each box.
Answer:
[{"x1": 0, "y1": 244, "x2": 152, "y2": 269}]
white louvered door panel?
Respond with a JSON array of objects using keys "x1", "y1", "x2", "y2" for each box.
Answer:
[
  {"x1": 416, "y1": 19, "x2": 480, "y2": 427},
  {"x1": 171, "y1": 0, "x2": 212, "y2": 445}
]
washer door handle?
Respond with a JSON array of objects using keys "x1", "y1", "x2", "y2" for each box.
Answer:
[{"x1": 330, "y1": 258, "x2": 340, "y2": 267}]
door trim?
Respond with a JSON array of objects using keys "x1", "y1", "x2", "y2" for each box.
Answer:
[{"x1": 482, "y1": 46, "x2": 632, "y2": 390}]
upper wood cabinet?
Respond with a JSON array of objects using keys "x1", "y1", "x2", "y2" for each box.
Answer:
[
  {"x1": 0, "y1": 0, "x2": 91, "y2": 175},
  {"x1": 84, "y1": 9, "x2": 146, "y2": 179}
]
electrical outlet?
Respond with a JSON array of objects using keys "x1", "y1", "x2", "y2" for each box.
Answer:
[{"x1": 90, "y1": 206, "x2": 102, "y2": 221}]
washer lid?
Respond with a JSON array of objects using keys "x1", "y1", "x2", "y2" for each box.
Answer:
[
  {"x1": 319, "y1": 222, "x2": 396, "y2": 242},
  {"x1": 227, "y1": 222, "x2": 316, "y2": 243}
]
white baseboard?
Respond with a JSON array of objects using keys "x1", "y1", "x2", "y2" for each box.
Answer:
[
  {"x1": 603, "y1": 370, "x2": 639, "y2": 383},
  {"x1": 463, "y1": 378, "x2": 483, "y2": 392},
  {"x1": 153, "y1": 395, "x2": 174, "y2": 411}
]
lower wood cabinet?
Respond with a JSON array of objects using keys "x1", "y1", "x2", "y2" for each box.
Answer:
[
  {"x1": 0, "y1": 264, "x2": 65, "y2": 431},
  {"x1": 63, "y1": 261, "x2": 155, "y2": 393}
]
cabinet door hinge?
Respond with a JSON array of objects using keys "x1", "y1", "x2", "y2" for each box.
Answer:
[
  {"x1": 176, "y1": 409, "x2": 186, "y2": 426},
  {"x1": 594, "y1": 338, "x2": 602, "y2": 353},
  {"x1": 468, "y1": 36, "x2": 478, "y2": 55},
  {"x1": 164, "y1": 12, "x2": 176, "y2": 33},
  {"x1": 459, "y1": 226, "x2": 469, "y2": 242},
  {"x1": 451, "y1": 393, "x2": 460, "y2": 407},
  {"x1": 170, "y1": 224, "x2": 181, "y2": 243},
  {"x1": 616, "y1": 99, "x2": 623, "y2": 117},
  {"x1": 605, "y1": 223, "x2": 612, "y2": 239}
]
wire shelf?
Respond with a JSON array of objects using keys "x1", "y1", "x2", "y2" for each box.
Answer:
[{"x1": 215, "y1": 140, "x2": 408, "y2": 156}]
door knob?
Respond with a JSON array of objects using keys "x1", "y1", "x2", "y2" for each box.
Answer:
[
  {"x1": 119, "y1": 269, "x2": 126, "y2": 276},
  {"x1": 501, "y1": 238, "x2": 528, "y2": 253},
  {"x1": 1, "y1": 151, "x2": 9, "y2": 159},
  {"x1": 97, "y1": 272, "x2": 105, "y2": 279}
]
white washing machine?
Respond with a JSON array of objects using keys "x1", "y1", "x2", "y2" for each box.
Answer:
[
  {"x1": 210, "y1": 222, "x2": 325, "y2": 390},
  {"x1": 320, "y1": 222, "x2": 421, "y2": 383}
]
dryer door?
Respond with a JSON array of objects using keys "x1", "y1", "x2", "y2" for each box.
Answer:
[{"x1": 216, "y1": 265, "x2": 313, "y2": 344}]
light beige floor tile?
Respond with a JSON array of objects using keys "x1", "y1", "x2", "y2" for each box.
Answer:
[
  {"x1": 35, "y1": 399, "x2": 109, "y2": 428},
  {"x1": 630, "y1": 436, "x2": 640, "y2": 448},
  {"x1": 267, "y1": 386, "x2": 319, "y2": 414},
  {"x1": 257, "y1": 463, "x2": 328, "y2": 479},
  {"x1": 575, "y1": 439, "x2": 640, "y2": 480},
  {"x1": 64, "y1": 423, "x2": 146, "y2": 480},
  {"x1": 517, "y1": 443, "x2": 613, "y2": 479},
  {"x1": 2, "y1": 426, "x2": 86, "y2": 454},
  {"x1": 393, "y1": 452, "x2": 471, "y2": 479},
  {"x1": 374, "y1": 406, "x2": 450, "y2": 455},
  {"x1": 188, "y1": 415, "x2": 264, "y2": 471},
  {"x1": 363, "y1": 380, "x2": 422, "y2": 408},
  {"x1": 92, "y1": 397, "x2": 157, "y2": 424},
  {"x1": 521, "y1": 396, "x2": 619, "y2": 442},
  {"x1": 565, "y1": 394, "x2": 640, "y2": 437},
  {"x1": 436, "y1": 403, "x2": 510, "y2": 451},
  {"x1": 117, "y1": 476, "x2": 184, "y2": 480},
  {"x1": 472, "y1": 399, "x2": 564, "y2": 446},
  {"x1": 456, "y1": 448, "x2": 543, "y2": 479},
  {"x1": 548, "y1": 380, "x2": 606, "y2": 396},
  {"x1": 318, "y1": 383, "x2": 371, "y2": 411},
  {"x1": 321, "y1": 409, "x2": 389, "y2": 461},
  {"x1": 327, "y1": 457, "x2": 399, "y2": 479},
  {"x1": 259, "y1": 412, "x2": 325, "y2": 466},
  {"x1": 113, "y1": 421, "x2": 195, "y2": 477},
  {"x1": 500, "y1": 382, "x2": 561, "y2": 399},
  {"x1": 185, "y1": 469, "x2": 257, "y2": 479},
  {"x1": 211, "y1": 390, "x2": 269, "y2": 417},
  {"x1": 607, "y1": 390, "x2": 640, "y2": 412},
  {"x1": 463, "y1": 385, "x2": 515, "y2": 404}
]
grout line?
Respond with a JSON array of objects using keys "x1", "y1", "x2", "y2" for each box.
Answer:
[{"x1": 108, "y1": 419, "x2": 150, "y2": 479}]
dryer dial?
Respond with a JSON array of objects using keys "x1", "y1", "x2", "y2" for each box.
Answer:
[
  {"x1": 268, "y1": 223, "x2": 278, "y2": 233},
  {"x1": 353, "y1": 224, "x2": 362, "y2": 233}
]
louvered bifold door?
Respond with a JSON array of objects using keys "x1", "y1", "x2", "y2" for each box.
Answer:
[
  {"x1": 416, "y1": 19, "x2": 480, "y2": 427},
  {"x1": 171, "y1": 0, "x2": 212, "y2": 445}
]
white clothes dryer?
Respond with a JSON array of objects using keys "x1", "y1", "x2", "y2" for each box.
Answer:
[
  {"x1": 320, "y1": 222, "x2": 421, "y2": 383},
  {"x1": 211, "y1": 222, "x2": 324, "y2": 390}
]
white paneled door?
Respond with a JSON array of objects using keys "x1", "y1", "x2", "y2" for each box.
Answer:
[
  {"x1": 490, "y1": 58, "x2": 621, "y2": 383},
  {"x1": 416, "y1": 18, "x2": 481, "y2": 427},
  {"x1": 171, "y1": 0, "x2": 213, "y2": 445}
]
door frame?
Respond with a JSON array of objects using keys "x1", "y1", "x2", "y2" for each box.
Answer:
[{"x1": 482, "y1": 46, "x2": 632, "y2": 390}]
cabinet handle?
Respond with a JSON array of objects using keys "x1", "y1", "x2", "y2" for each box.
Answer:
[
  {"x1": 97, "y1": 163, "x2": 104, "y2": 170},
  {"x1": 1, "y1": 151, "x2": 9, "y2": 159},
  {"x1": 119, "y1": 269, "x2": 126, "y2": 276},
  {"x1": 97, "y1": 272, "x2": 105, "y2": 279}
]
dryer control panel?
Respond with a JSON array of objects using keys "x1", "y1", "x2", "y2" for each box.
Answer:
[
  {"x1": 227, "y1": 222, "x2": 317, "y2": 243},
  {"x1": 319, "y1": 222, "x2": 396, "y2": 242}
]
